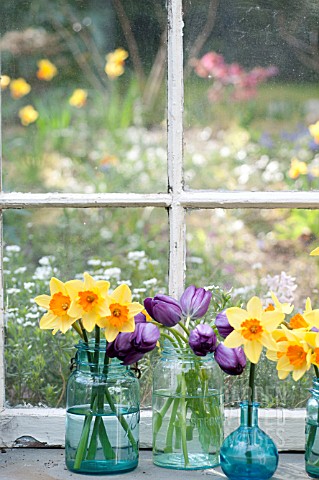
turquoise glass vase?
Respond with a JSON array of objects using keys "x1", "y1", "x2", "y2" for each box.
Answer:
[
  {"x1": 220, "y1": 402, "x2": 278, "y2": 480},
  {"x1": 152, "y1": 342, "x2": 224, "y2": 470},
  {"x1": 65, "y1": 341, "x2": 140, "y2": 474},
  {"x1": 306, "y1": 377, "x2": 319, "y2": 478}
]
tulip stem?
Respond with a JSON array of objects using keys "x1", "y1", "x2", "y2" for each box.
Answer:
[
  {"x1": 179, "y1": 321, "x2": 190, "y2": 337},
  {"x1": 72, "y1": 321, "x2": 84, "y2": 339},
  {"x1": 160, "y1": 332, "x2": 180, "y2": 350},
  {"x1": 168, "y1": 327, "x2": 188, "y2": 346}
]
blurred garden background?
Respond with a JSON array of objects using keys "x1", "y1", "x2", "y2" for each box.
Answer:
[{"x1": 2, "y1": 0, "x2": 319, "y2": 409}]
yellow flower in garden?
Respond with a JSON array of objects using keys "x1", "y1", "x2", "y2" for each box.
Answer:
[
  {"x1": 98, "y1": 284, "x2": 144, "y2": 342},
  {"x1": 34, "y1": 277, "x2": 81, "y2": 334},
  {"x1": 309, "y1": 121, "x2": 319, "y2": 144},
  {"x1": 288, "y1": 157, "x2": 308, "y2": 179},
  {"x1": 36, "y1": 59, "x2": 58, "y2": 81},
  {"x1": 10, "y1": 78, "x2": 31, "y2": 99},
  {"x1": 268, "y1": 326, "x2": 312, "y2": 381},
  {"x1": 67, "y1": 273, "x2": 111, "y2": 332},
  {"x1": 105, "y1": 48, "x2": 128, "y2": 79},
  {"x1": 69, "y1": 88, "x2": 88, "y2": 108},
  {"x1": 0, "y1": 75, "x2": 10, "y2": 89},
  {"x1": 224, "y1": 296, "x2": 285, "y2": 363},
  {"x1": 18, "y1": 105, "x2": 39, "y2": 126}
]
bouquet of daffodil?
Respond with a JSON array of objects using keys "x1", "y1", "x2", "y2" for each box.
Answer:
[
  {"x1": 35, "y1": 272, "x2": 160, "y2": 474},
  {"x1": 144, "y1": 285, "x2": 246, "y2": 470}
]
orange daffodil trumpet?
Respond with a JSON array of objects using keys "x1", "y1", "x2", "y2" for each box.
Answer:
[
  {"x1": 34, "y1": 272, "x2": 144, "y2": 342},
  {"x1": 224, "y1": 296, "x2": 285, "y2": 364}
]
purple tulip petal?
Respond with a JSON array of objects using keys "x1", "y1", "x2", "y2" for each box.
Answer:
[{"x1": 214, "y1": 343, "x2": 246, "y2": 376}]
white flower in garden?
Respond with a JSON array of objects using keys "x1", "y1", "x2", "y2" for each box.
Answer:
[{"x1": 5, "y1": 245, "x2": 21, "y2": 253}]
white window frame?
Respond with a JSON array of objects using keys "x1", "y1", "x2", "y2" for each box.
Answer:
[{"x1": 0, "y1": 0, "x2": 311, "y2": 449}]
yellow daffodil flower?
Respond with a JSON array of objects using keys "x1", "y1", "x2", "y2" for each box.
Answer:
[
  {"x1": 69, "y1": 88, "x2": 88, "y2": 108},
  {"x1": 224, "y1": 296, "x2": 285, "y2": 363},
  {"x1": 310, "y1": 246, "x2": 319, "y2": 256},
  {"x1": 105, "y1": 48, "x2": 128, "y2": 79},
  {"x1": 10, "y1": 78, "x2": 31, "y2": 99},
  {"x1": 288, "y1": 157, "x2": 308, "y2": 179},
  {"x1": 300, "y1": 298, "x2": 319, "y2": 330},
  {"x1": 67, "y1": 273, "x2": 111, "y2": 332},
  {"x1": 34, "y1": 277, "x2": 81, "y2": 334},
  {"x1": 98, "y1": 283, "x2": 144, "y2": 342},
  {"x1": 268, "y1": 326, "x2": 312, "y2": 381},
  {"x1": 309, "y1": 121, "x2": 319, "y2": 144},
  {"x1": 36, "y1": 59, "x2": 58, "y2": 81},
  {"x1": 0, "y1": 75, "x2": 10, "y2": 89},
  {"x1": 18, "y1": 105, "x2": 39, "y2": 126}
]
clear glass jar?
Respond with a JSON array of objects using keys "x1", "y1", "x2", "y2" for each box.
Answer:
[
  {"x1": 220, "y1": 402, "x2": 278, "y2": 480},
  {"x1": 152, "y1": 341, "x2": 224, "y2": 470},
  {"x1": 65, "y1": 340, "x2": 140, "y2": 474},
  {"x1": 306, "y1": 378, "x2": 319, "y2": 478}
]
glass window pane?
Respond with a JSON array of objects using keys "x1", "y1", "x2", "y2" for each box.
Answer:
[
  {"x1": 4, "y1": 207, "x2": 168, "y2": 407},
  {"x1": 184, "y1": 1, "x2": 319, "y2": 192},
  {"x1": 1, "y1": 0, "x2": 167, "y2": 193},
  {"x1": 186, "y1": 208, "x2": 319, "y2": 407}
]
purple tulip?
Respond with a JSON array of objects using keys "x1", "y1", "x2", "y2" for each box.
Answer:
[
  {"x1": 144, "y1": 294, "x2": 182, "y2": 327},
  {"x1": 189, "y1": 324, "x2": 217, "y2": 356},
  {"x1": 134, "y1": 312, "x2": 147, "y2": 324},
  {"x1": 180, "y1": 285, "x2": 212, "y2": 320},
  {"x1": 106, "y1": 323, "x2": 160, "y2": 365},
  {"x1": 214, "y1": 343, "x2": 246, "y2": 376},
  {"x1": 215, "y1": 310, "x2": 234, "y2": 338}
]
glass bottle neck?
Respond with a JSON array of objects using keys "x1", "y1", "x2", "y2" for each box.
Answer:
[
  {"x1": 240, "y1": 402, "x2": 259, "y2": 427},
  {"x1": 161, "y1": 339, "x2": 214, "y2": 362}
]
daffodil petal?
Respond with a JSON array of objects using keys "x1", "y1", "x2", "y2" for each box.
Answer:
[
  {"x1": 304, "y1": 310, "x2": 319, "y2": 328},
  {"x1": 224, "y1": 330, "x2": 243, "y2": 348},
  {"x1": 127, "y1": 302, "x2": 145, "y2": 317},
  {"x1": 82, "y1": 311, "x2": 98, "y2": 332},
  {"x1": 120, "y1": 317, "x2": 135, "y2": 333},
  {"x1": 225, "y1": 307, "x2": 248, "y2": 329},
  {"x1": 83, "y1": 272, "x2": 95, "y2": 290},
  {"x1": 34, "y1": 294, "x2": 51, "y2": 309},
  {"x1": 95, "y1": 280, "x2": 110, "y2": 297},
  {"x1": 97, "y1": 302, "x2": 111, "y2": 317},
  {"x1": 65, "y1": 280, "x2": 84, "y2": 298},
  {"x1": 104, "y1": 325, "x2": 120, "y2": 342},
  {"x1": 68, "y1": 301, "x2": 83, "y2": 318},
  {"x1": 60, "y1": 316, "x2": 75, "y2": 333},
  {"x1": 247, "y1": 296, "x2": 263, "y2": 318},
  {"x1": 293, "y1": 368, "x2": 307, "y2": 381},
  {"x1": 111, "y1": 284, "x2": 132, "y2": 304},
  {"x1": 50, "y1": 277, "x2": 67, "y2": 295},
  {"x1": 310, "y1": 247, "x2": 319, "y2": 256},
  {"x1": 277, "y1": 356, "x2": 293, "y2": 371},
  {"x1": 261, "y1": 332, "x2": 278, "y2": 351},
  {"x1": 244, "y1": 340, "x2": 263, "y2": 364},
  {"x1": 278, "y1": 370, "x2": 290, "y2": 380},
  {"x1": 39, "y1": 312, "x2": 57, "y2": 329},
  {"x1": 266, "y1": 349, "x2": 279, "y2": 361},
  {"x1": 261, "y1": 311, "x2": 285, "y2": 332},
  {"x1": 305, "y1": 297, "x2": 312, "y2": 313}
]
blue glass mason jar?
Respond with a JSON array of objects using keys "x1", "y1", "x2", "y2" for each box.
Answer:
[
  {"x1": 306, "y1": 378, "x2": 319, "y2": 478},
  {"x1": 220, "y1": 401, "x2": 278, "y2": 480},
  {"x1": 152, "y1": 341, "x2": 224, "y2": 470},
  {"x1": 65, "y1": 340, "x2": 140, "y2": 474}
]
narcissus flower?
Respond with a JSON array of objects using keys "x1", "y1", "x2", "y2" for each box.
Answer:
[
  {"x1": 267, "y1": 326, "x2": 312, "y2": 381},
  {"x1": 224, "y1": 296, "x2": 285, "y2": 363},
  {"x1": 67, "y1": 272, "x2": 111, "y2": 332},
  {"x1": 268, "y1": 292, "x2": 294, "y2": 314},
  {"x1": 0, "y1": 75, "x2": 10, "y2": 89},
  {"x1": 189, "y1": 324, "x2": 217, "y2": 356},
  {"x1": 309, "y1": 121, "x2": 319, "y2": 144},
  {"x1": 10, "y1": 78, "x2": 31, "y2": 99},
  {"x1": 310, "y1": 246, "x2": 319, "y2": 256},
  {"x1": 69, "y1": 88, "x2": 88, "y2": 108},
  {"x1": 37, "y1": 59, "x2": 58, "y2": 81},
  {"x1": 180, "y1": 285, "x2": 212, "y2": 320},
  {"x1": 19, "y1": 105, "x2": 39, "y2": 126},
  {"x1": 105, "y1": 48, "x2": 128, "y2": 79},
  {"x1": 144, "y1": 294, "x2": 182, "y2": 327},
  {"x1": 98, "y1": 283, "x2": 144, "y2": 342},
  {"x1": 34, "y1": 277, "x2": 81, "y2": 334},
  {"x1": 288, "y1": 158, "x2": 308, "y2": 179}
]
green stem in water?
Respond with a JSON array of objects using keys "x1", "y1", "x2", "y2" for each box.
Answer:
[
  {"x1": 179, "y1": 321, "x2": 190, "y2": 337},
  {"x1": 248, "y1": 362, "x2": 256, "y2": 427},
  {"x1": 180, "y1": 374, "x2": 189, "y2": 467}
]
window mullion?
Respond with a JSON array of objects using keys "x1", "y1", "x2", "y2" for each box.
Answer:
[{"x1": 167, "y1": 0, "x2": 185, "y2": 299}]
